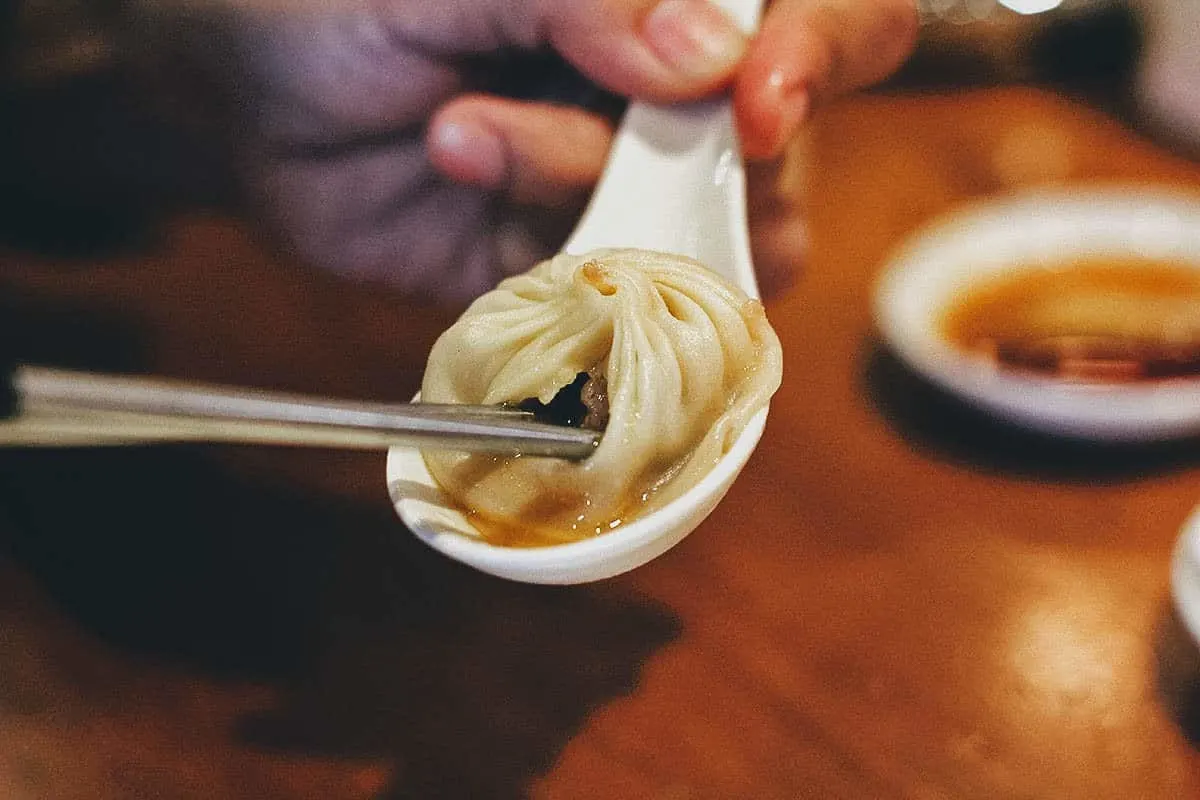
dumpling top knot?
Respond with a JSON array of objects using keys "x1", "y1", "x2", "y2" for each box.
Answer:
[{"x1": 580, "y1": 261, "x2": 617, "y2": 296}]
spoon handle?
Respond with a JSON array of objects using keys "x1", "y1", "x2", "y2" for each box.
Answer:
[{"x1": 564, "y1": 0, "x2": 766, "y2": 296}]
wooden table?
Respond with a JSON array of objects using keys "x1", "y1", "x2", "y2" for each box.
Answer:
[{"x1": 2, "y1": 85, "x2": 1200, "y2": 799}]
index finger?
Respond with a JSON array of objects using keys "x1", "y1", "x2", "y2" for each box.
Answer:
[{"x1": 734, "y1": 0, "x2": 918, "y2": 159}]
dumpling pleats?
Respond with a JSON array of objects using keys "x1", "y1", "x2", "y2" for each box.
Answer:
[{"x1": 421, "y1": 248, "x2": 783, "y2": 545}]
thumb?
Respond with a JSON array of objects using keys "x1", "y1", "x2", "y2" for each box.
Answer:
[{"x1": 379, "y1": 0, "x2": 750, "y2": 102}]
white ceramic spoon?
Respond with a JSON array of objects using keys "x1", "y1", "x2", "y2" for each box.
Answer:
[{"x1": 386, "y1": 0, "x2": 770, "y2": 584}]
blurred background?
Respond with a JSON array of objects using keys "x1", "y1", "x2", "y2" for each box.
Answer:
[{"x1": 0, "y1": 0, "x2": 1194, "y2": 258}]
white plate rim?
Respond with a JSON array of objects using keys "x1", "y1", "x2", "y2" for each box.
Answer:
[{"x1": 1172, "y1": 503, "x2": 1200, "y2": 646}]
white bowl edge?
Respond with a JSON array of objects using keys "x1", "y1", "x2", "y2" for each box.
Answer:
[
  {"x1": 1172, "y1": 504, "x2": 1200, "y2": 646},
  {"x1": 873, "y1": 185, "x2": 1200, "y2": 442}
]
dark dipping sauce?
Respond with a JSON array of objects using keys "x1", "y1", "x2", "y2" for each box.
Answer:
[{"x1": 939, "y1": 257, "x2": 1200, "y2": 383}]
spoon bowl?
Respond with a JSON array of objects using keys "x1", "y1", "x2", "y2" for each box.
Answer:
[
  {"x1": 386, "y1": 410, "x2": 765, "y2": 584},
  {"x1": 386, "y1": 0, "x2": 770, "y2": 584}
]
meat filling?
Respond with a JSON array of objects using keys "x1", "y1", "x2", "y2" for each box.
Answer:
[
  {"x1": 579, "y1": 365, "x2": 609, "y2": 431},
  {"x1": 516, "y1": 365, "x2": 610, "y2": 431}
]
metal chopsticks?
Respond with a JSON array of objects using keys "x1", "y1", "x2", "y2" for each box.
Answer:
[{"x1": 0, "y1": 366, "x2": 600, "y2": 459}]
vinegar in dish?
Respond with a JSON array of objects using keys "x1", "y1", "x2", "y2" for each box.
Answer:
[{"x1": 939, "y1": 256, "x2": 1200, "y2": 383}]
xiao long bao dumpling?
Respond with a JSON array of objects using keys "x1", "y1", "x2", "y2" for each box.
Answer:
[{"x1": 420, "y1": 247, "x2": 783, "y2": 547}]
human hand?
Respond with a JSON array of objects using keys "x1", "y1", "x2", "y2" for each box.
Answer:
[{"x1": 230, "y1": 0, "x2": 916, "y2": 303}]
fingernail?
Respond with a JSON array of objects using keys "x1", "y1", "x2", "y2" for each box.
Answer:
[
  {"x1": 431, "y1": 118, "x2": 507, "y2": 188},
  {"x1": 643, "y1": 0, "x2": 747, "y2": 81},
  {"x1": 775, "y1": 80, "x2": 810, "y2": 148},
  {"x1": 745, "y1": 68, "x2": 809, "y2": 160}
]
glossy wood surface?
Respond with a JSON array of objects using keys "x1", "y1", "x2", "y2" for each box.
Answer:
[{"x1": 3, "y1": 86, "x2": 1200, "y2": 799}]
